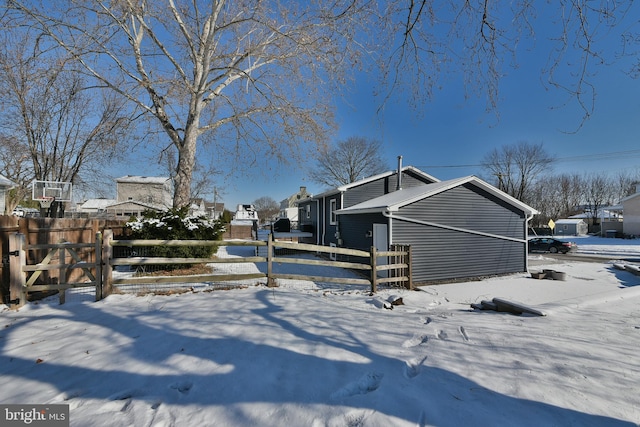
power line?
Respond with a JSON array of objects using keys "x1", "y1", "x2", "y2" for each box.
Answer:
[{"x1": 415, "y1": 148, "x2": 640, "y2": 169}]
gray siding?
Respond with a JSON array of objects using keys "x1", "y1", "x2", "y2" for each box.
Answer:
[
  {"x1": 344, "y1": 171, "x2": 436, "y2": 208},
  {"x1": 297, "y1": 199, "x2": 318, "y2": 244},
  {"x1": 324, "y1": 194, "x2": 340, "y2": 246},
  {"x1": 339, "y1": 213, "x2": 386, "y2": 251},
  {"x1": 392, "y1": 183, "x2": 527, "y2": 283}
]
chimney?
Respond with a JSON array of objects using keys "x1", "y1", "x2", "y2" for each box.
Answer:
[{"x1": 396, "y1": 155, "x2": 403, "y2": 191}]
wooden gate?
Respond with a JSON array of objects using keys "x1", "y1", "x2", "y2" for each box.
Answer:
[{"x1": 8, "y1": 232, "x2": 103, "y2": 308}]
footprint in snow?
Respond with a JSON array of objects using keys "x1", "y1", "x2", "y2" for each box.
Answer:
[
  {"x1": 330, "y1": 372, "x2": 383, "y2": 401},
  {"x1": 404, "y1": 355, "x2": 428, "y2": 379},
  {"x1": 459, "y1": 326, "x2": 470, "y2": 342},
  {"x1": 402, "y1": 334, "x2": 429, "y2": 348},
  {"x1": 437, "y1": 330, "x2": 448, "y2": 340},
  {"x1": 169, "y1": 381, "x2": 193, "y2": 395}
]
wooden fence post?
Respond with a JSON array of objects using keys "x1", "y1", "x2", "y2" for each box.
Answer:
[
  {"x1": 370, "y1": 246, "x2": 377, "y2": 293},
  {"x1": 267, "y1": 233, "x2": 276, "y2": 287},
  {"x1": 102, "y1": 229, "x2": 113, "y2": 297},
  {"x1": 95, "y1": 232, "x2": 103, "y2": 301},
  {"x1": 406, "y1": 245, "x2": 413, "y2": 290},
  {"x1": 59, "y1": 240, "x2": 66, "y2": 305},
  {"x1": 9, "y1": 233, "x2": 26, "y2": 310}
]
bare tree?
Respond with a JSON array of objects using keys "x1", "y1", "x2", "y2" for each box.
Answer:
[
  {"x1": 253, "y1": 196, "x2": 279, "y2": 223},
  {"x1": 0, "y1": 28, "x2": 132, "y2": 199},
  {"x1": 6, "y1": 0, "x2": 636, "y2": 210},
  {"x1": 482, "y1": 141, "x2": 554, "y2": 203},
  {"x1": 527, "y1": 173, "x2": 583, "y2": 227},
  {"x1": 581, "y1": 172, "x2": 616, "y2": 226},
  {"x1": 6, "y1": 1, "x2": 368, "y2": 208},
  {"x1": 382, "y1": 1, "x2": 636, "y2": 126},
  {"x1": 612, "y1": 170, "x2": 640, "y2": 202},
  {"x1": 0, "y1": 135, "x2": 32, "y2": 212},
  {"x1": 309, "y1": 137, "x2": 389, "y2": 188}
]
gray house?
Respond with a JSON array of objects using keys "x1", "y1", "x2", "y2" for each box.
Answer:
[
  {"x1": 303, "y1": 174, "x2": 537, "y2": 284},
  {"x1": 297, "y1": 165, "x2": 440, "y2": 247},
  {"x1": 553, "y1": 218, "x2": 588, "y2": 236}
]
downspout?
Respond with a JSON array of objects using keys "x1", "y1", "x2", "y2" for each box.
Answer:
[
  {"x1": 525, "y1": 212, "x2": 535, "y2": 272},
  {"x1": 315, "y1": 198, "x2": 321, "y2": 246},
  {"x1": 396, "y1": 155, "x2": 403, "y2": 191},
  {"x1": 320, "y1": 198, "x2": 325, "y2": 246}
]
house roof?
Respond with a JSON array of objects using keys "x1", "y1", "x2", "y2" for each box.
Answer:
[
  {"x1": 335, "y1": 176, "x2": 539, "y2": 216},
  {"x1": 105, "y1": 200, "x2": 165, "y2": 211},
  {"x1": 311, "y1": 166, "x2": 440, "y2": 199},
  {"x1": 621, "y1": 191, "x2": 640, "y2": 203},
  {"x1": 555, "y1": 218, "x2": 586, "y2": 225},
  {"x1": 569, "y1": 208, "x2": 622, "y2": 219},
  {"x1": 116, "y1": 175, "x2": 171, "y2": 184},
  {"x1": 0, "y1": 174, "x2": 15, "y2": 189},
  {"x1": 80, "y1": 198, "x2": 117, "y2": 210}
]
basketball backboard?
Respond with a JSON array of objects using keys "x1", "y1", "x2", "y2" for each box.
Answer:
[{"x1": 31, "y1": 180, "x2": 73, "y2": 202}]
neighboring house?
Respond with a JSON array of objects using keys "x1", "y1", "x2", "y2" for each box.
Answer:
[
  {"x1": 553, "y1": 218, "x2": 588, "y2": 236},
  {"x1": 115, "y1": 176, "x2": 173, "y2": 209},
  {"x1": 279, "y1": 186, "x2": 312, "y2": 227},
  {"x1": 102, "y1": 176, "x2": 173, "y2": 218},
  {"x1": 233, "y1": 204, "x2": 259, "y2": 224},
  {"x1": 568, "y1": 207, "x2": 623, "y2": 234},
  {"x1": 297, "y1": 165, "x2": 440, "y2": 247},
  {"x1": 205, "y1": 202, "x2": 225, "y2": 220},
  {"x1": 105, "y1": 200, "x2": 164, "y2": 218},
  {"x1": 621, "y1": 184, "x2": 640, "y2": 236},
  {"x1": 77, "y1": 198, "x2": 117, "y2": 216},
  {"x1": 190, "y1": 198, "x2": 207, "y2": 216},
  {"x1": 302, "y1": 172, "x2": 537, "y2": 284},
  {"x1": 0, "y1": 175, "x2": 15, "y2": 215}
]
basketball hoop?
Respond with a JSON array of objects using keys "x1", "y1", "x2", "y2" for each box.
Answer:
[{"x1": 39, "y1": 196, "x2": 55, "y2": 209}]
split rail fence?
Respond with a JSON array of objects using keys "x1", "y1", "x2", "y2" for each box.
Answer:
[{"x1": 8, "y1": 229, "x2": 412, "y2": 309}]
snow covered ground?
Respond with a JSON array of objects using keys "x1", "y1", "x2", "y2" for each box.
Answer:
[{"x1": 1, "y1": 236, "x2": 639, "y2": 426}]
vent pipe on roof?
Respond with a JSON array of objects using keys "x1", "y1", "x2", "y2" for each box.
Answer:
[{"x1": 396, "y1": 155, "x2": 403, "y2": 191}]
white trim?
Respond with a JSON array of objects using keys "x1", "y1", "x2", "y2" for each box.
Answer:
[
  {"x1": 329, "y1": 199, "x2": 337, "y2": 225},
  {"x1": 383, "y1": 212, "x2": 527, "y2": 244}
]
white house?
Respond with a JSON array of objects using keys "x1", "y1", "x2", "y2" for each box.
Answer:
[
  {"x1": 0, "y1": 174, "x2": 15, "y2": 215},
  {"x1": 621, "y1": 184, "x2": 640, "y2": 237}
]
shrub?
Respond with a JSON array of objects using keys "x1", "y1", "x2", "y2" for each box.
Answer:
[{"x1": 125, "y1": 207, "x2": 225, "y2": 269}]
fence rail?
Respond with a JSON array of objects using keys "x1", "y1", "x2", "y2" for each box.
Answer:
[{"x1": 8, "y1": 229, "x2": 411, "y2": 309}]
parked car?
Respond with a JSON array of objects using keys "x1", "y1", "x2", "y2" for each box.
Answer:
[{"x1": 528, "y1": 238, "x2": 577, "y2": 254}]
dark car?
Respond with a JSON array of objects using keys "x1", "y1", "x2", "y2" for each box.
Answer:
[{"x1": 528, "y1": 238, "x2": 577, "y2": 254}]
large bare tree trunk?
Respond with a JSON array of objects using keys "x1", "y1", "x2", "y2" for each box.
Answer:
[{"x1": 174, "y1": 130, "x2": 198, "y2": 208}]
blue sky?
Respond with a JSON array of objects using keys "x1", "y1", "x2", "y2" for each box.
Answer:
[
  {"x1": 100, "y1": 6, "x2": 640, "y2": 212},
  {"x1": 216, "y1": 57, "x2": 640, "y2": 210}
]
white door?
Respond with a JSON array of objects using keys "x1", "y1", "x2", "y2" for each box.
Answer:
[{"x1": 373, "y1": 224, "x2": 388, "y2": 277}]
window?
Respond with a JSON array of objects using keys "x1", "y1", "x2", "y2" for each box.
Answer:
[
  {"x1": 306, "y1": 205, "x2": 310, "y2": 219},
  {"x1": 330, "y1": 199, "x2": 337, "y2": 225}
]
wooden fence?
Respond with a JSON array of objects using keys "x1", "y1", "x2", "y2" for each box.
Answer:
[
  {"x1": 7, "y1": 229, "x2": 412, "y2": 309},
  {"x1": 0, "y1": 216, "x2": 129, "y2": 304}
]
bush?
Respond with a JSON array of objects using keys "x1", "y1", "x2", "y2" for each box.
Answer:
[{"x1": 125, "y1": 207, "x2": 225, "y2": 268}]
